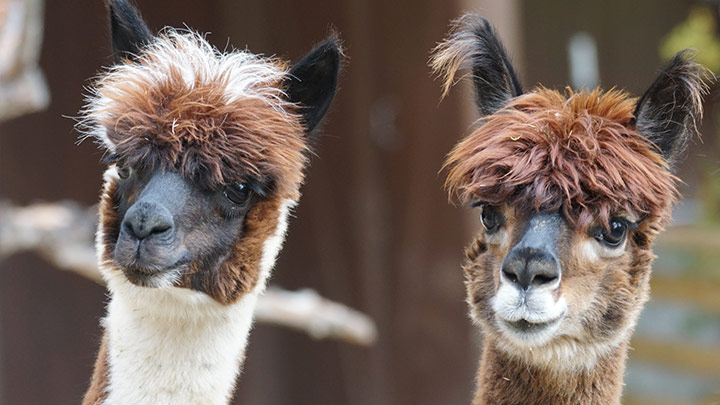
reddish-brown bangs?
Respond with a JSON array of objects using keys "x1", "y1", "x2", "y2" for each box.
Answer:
[
  {"x1": 95, "y1": 65, "x2": 307, "y2": 198},
  {"x1": 444, "y1": 87, "x2": 679, "y2": 229}
]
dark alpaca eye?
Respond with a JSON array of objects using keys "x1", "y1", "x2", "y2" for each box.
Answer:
[
  {"x1": 223, "y1": 182, "x2": 251, "y2": 205},
  {"x1": 116, "y1": 163, "x2": 130, "y2": 180},
  {"x1": 481, "y1": 205, "x2": 503, "y2": 233},
  {"x1": 595, "y1": 219, "x2": 628, "y2": 247}
]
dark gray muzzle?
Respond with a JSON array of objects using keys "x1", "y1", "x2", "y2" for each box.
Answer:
[{"x1": 501, "y1": 212, "x2": 562, "y2": 290}]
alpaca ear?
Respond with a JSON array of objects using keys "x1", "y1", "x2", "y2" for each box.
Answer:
[
  {"x1": 431, "y1": 13, "x2": 524, "y2": 117},
  {"x1": 106, "y1": 0, "x2": 153, "y2": 62},
  {"x1": 634, "y1": 50, "x2": 709, "y2": 166},
  {"x1": 284, "y1": 36, "x2": 342, "y2": 136}
]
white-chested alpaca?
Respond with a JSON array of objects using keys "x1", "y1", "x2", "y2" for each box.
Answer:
[
  {"x1": 431, "y1": 14, "x2": 707, "y2": 404},
  {"x1": 80, "y1": 1, "x2": 341, "y2": 404}
]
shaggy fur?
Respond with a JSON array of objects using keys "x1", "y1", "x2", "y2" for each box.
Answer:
[
  {"x1": 81, "y1": 30, "x2": 308, "y2": 198},
  {"x1": 474, "y1": 343, "x2": 627, "y2": 404},
  {"x1": 431, "y1": 12, "x2": 709, "y2": 404},
  {"x1": 444, "y1": 88, "x2": 679, "y2": 231}
]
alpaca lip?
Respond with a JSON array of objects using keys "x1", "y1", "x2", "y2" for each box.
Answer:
[
  {"x1": 122, "y1": 264, "x2": 182, "y2": 288},
  {"x1": 501, "y1": 316, "x2": 562, "y2": 335},
  {"x1": 120, "y1": 256, "x2": 189, "y2": 287},
  {"x1": 505, "y1": 318, "x2": 554, "y2": 332},
  {"x1": 114, "y1": 230, "x2": 187, "y2": 274}
]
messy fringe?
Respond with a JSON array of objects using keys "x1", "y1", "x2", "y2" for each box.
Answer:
[{"x1": 443, "y1": 87, "x2": 679, "y2": 230}]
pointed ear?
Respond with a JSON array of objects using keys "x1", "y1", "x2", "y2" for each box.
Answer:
[
  {"x1": 106, "y1": 0, "x2": 153, "y2": 62},
  {"x1": 284, "y1": 36, "x2": 342, "y2": 136},
  {"x1": 634, "y1": 50, "x2": 710, "y2": 167},
  {"x1": 431, "y1": 13, "x2": 524, "y2": 117}
]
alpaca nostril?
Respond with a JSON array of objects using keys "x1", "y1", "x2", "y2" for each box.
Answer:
[
  {"x1": 122, "y1": 203, "x2": 174, "y2": 240},
  {"x1": 123, "y1": 217, "x2": 172, "y2": 240},
  {"x1": 531, "y1": 273, "x2": 559, "y2": 286},
  {"x1": 502, "y1": 247, "x2": 560, "y2": 290},
  {"x1": 502, "y1": 268, "x2": 518, "y2": 284}
]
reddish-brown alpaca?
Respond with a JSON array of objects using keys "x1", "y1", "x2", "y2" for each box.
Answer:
[{"x1": 431, "y1": 14, "x2": 708, "y2": 404}]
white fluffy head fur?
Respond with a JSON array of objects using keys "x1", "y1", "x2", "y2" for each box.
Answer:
[{"x1": 78, "y1": 29, "x2": 295, "y2": 154}]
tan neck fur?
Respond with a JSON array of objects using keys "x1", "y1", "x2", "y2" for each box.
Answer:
[{"x1": 473, "y1": 339, "x2": 627, "y2": 405}]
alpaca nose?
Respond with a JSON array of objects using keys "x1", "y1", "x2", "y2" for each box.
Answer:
[
  {"x1": 122, "y1": 201, "x2": 174, "y2": 240},
  {"x1": 501, "y1": 247, "x2": 560, "y2": 290}
]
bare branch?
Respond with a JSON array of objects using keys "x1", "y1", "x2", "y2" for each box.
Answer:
[
  {"x1": 256, "y1": 287, "x2": 377, "y2": 346},
  {"x1": 0, "y1": 200, "x2": 378, "y2": 346}
]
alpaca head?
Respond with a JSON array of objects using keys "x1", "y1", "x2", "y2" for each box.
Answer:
[
  {"x1": 80, "y1": 0, "x2": 340, "y2": 305},
  {"x1": 431, "y1": 14, "x2": 708, "y2": 370}
]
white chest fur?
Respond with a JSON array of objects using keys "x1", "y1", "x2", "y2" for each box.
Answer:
[{"x1": 103, "y1": 290, "x2": 258, "y2": 405}]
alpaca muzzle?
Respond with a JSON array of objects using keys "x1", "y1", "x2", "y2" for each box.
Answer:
[
  {"x1": 491, "y1": 212, "x2": 567, "y2": 345},
  {"x1": 500, "y1": 212, "x2": 562, "y2": 291},
  {"x1": 114, "y1": 171, "x2": 190, "y2": 286}
]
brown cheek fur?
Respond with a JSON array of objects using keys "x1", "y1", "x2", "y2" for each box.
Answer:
[
  {"x1": 99, "y1": 179, "x2": 121, "y2": 267},
  {"x1": 463, "y1": 235, "x2": 493, "y2": 326},
  {"x1": 179, "y1": 197, "x2": 283, "y2": 304},
  {"x1": 464, "y1": 207, "x2": 516, "y2": 327}
]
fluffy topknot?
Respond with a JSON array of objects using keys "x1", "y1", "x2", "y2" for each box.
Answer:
[
  {"x1": 444, "y1": 87, "x2": 679, "y2": 230},
  {"x1": 80, "y1": 30, "x2": 308, "y2": 198}
]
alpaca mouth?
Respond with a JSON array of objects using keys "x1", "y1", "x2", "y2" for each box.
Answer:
[
  {"x1": 495, "y1": 313, "x2": 565, "y2": 346},
  {"x1": 120, "y1": 257, "x2": 189, "y2": 288},
  {"x1": 122, "y1": 265, "x2": 182, "y2": 288},
  {"x1": 502, "y1": 317, "x2": 561, "y2": 334}
]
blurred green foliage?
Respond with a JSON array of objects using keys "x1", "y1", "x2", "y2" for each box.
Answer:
[
  {"x1": 661, "y1": 5, "x2": 720, "y2": 223},
  {"x1": 661, "y1": 6, "x2": 720, "y2": 71}
]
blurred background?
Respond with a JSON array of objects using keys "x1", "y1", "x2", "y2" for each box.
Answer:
[{"x1": 0, "y1": 0, "x2": 718, "y2": 404}]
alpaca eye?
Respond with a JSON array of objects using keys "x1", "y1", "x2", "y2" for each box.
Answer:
[
  {"x1": 116, "y1": 163, "x2": 130, "y2": 180},
  {"x1": 223, "y1": 182, "x2": 251, "y2": 205},
  {"x1": 481, "y1": 205, "x2": 503, "y2": 233},
  {"x1": 595, "y1": 219, "x2": 628, "y2": 247}
]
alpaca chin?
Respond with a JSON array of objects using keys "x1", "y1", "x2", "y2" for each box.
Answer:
[{"x1": 121, "y1": 266, "x2": 183, "y2": 288}]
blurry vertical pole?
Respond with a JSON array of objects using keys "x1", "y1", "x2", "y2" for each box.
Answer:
[{"x1": 568, "y1": 32, "x2": 599, "y2": 90}]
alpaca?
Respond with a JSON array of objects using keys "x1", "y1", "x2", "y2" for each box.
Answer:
[
  {"x1": 78, "y1": 1, "x2": 341, "y2": 404},
  {"x1": 431, "y1": 14, "x2": 708, "y2": 404}
]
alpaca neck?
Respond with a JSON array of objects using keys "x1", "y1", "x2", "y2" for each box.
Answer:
[
  {"x1": 473, "y1": 339, "x2": 627, "y2": 405},
  {"x1": 86, "y1": 287, "x2": 259, "y2": 405}
]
